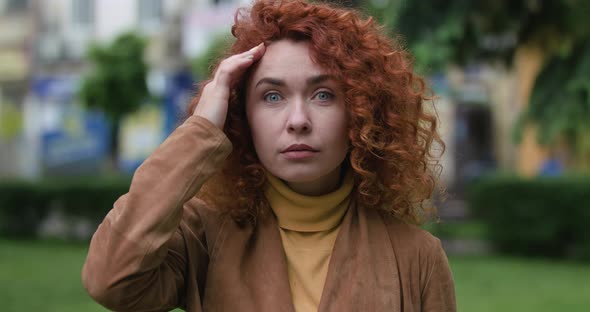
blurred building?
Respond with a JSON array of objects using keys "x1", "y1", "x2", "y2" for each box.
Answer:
[
  {"x1": 446, "y1": 66, "x2": 499, "y2": 195},
  {"x1": 0, "y1": 0, "x2": 34, "y2": 178},
  {"x1": 29, "y1": 0, "x2": 191, "y2": 177},
  {"x1": 0, "y1": 0, "x2": 253, "y2": 179}
]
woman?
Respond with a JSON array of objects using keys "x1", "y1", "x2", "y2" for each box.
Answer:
[{"x1": 82, "y1": 0, "x2": 456, "y2": 311}]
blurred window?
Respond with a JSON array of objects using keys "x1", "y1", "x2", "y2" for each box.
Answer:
[
  {"x1": 72, "y1": 0, "x2": 94, "y2": 27},
  {"x1": 4, "y1": 0, "x2": 29, "y2": 12},
  {"x1": 139, "y1": 0, "x2": 162, "y2": 24}
]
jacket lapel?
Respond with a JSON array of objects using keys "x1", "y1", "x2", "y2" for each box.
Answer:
[
  {"x1": 203, "y1": 201, "x2": 401, "y2": 311},
  {"x1": 203, "y1": 208, "x2": 295, "y2": 312},
  {"x1": 249, "y1": 210, "x2": 297, "y2": 311},
  {"x1": 318, "y1": 201, "x2": 402, "y2": 311}
]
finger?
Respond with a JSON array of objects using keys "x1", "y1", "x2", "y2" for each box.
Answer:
[
  {"x1": 215, "y1": 44, "x2": 266, "y2": 85},
  {"x1": 221, "y1": 43, "x2": 264, "y2": 65},
  {"x1": 246, "y1": 43, "x2": 266, "y2": 59}
]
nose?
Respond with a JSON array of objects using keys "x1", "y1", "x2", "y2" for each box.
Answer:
[{"x1": 286, "y1": 98, "x2": 311, "y2": 134}]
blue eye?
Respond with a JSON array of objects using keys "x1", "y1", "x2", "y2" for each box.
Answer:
[
  {"x1": 264, "y1": 92, "x2": 283, "y2": 102},
  {"x1": 315, "y1": 91, "x2": 333, "y2": 101}
]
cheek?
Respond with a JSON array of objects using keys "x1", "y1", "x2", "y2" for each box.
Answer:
[
  {"x1": 247, "y1": 106, "x2": 274, "y2": 157},
  {"x1": 325, "y1": 111, "x2": 349, "y2": 148}
]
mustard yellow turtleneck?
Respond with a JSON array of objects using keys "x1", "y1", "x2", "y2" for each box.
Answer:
[{"x1": 264, "y1": 168, "x2": 354, "y2": 312}]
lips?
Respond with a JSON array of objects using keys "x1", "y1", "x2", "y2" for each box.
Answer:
[
  {"x1": 280, "y1": 144, "x2": 318, "y2": 160},
  {"x1": 281, "y1": 144, "x2": 318, "y2": 153}
]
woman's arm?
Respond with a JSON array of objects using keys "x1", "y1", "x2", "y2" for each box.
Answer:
[
  {"x1": 82, "y1": 43, "x2": 266, "y2": 311},
  {"x1": 81, "y1": 115, "x2": 231, "y2": 311},
  {"x1": 421, "y1": 239, "x2": 457, "y2": 312}
]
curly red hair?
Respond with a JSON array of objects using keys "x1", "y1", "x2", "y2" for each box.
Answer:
[{"x1": 188, "y1": 0, "x2": 444, "y2": 225}]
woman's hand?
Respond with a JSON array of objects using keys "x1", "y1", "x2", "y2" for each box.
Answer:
[{"x1": 192, "y1": 43, "x2": 266, "y2": 129}]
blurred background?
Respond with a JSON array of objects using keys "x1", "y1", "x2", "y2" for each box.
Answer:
[{"x1": 0, "y1": 0, "x2": 589, "y2": 311}]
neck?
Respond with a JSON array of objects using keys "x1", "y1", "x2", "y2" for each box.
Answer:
[
  {"x1": 264, "y1": 165, "x2": 354, "y2": 232},
  {"x1": 285, "y1": 165, "x2": 342, "y2": 196}
]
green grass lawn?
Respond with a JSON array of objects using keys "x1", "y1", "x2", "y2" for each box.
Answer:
[
  {"x1": 453, "y1": 256, "x2": 590, "y2": 311},
  {"x1": 0, "y1": 239, "x2": 107, "y2": 312},
  {"x1": 1, "y1": 239, "x2": 589, "y2": 311}
]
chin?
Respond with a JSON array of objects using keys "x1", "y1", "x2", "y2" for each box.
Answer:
[
  {"x1": 267, "y1": 163, "x2": 335, "y2": 183},
  {"x1": 278, "y1": 172, "x2": 322, "y2": 184},
  {"x1": 275, "y1": 170, "x2": 320, "y2": 183}
]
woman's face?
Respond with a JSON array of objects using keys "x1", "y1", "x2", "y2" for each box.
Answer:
[{"x1": 246, "y1": 39, "x2": 349, "y2": 194}]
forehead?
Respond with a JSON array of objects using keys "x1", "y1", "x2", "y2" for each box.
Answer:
[{"x1": 250, "y1": 40, "x2": 325, "y2": 81}]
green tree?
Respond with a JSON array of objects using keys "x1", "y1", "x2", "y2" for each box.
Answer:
[
  {"x1": 78, "y1": 32, "x2": 149, "y2": 168},
  {"x1": 369, "y1": 0, "x2": 589, "y2": 71},
  {"x1": 367, "y1": 0, "x2": 590, "y2": 171},
  {"x1": 519, "y1": 42, "x2": 590, "y2": 169}
]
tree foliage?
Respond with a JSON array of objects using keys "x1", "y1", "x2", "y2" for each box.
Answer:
[
  {"x1": 79, "y1": 32, "x2": 149, "y2": 122},
  {"x1": 78, "y1": 32, "x2": 149, "y2": 164},
  {"x1": 367, "y1": 0, "x2": 590, "y2": 167},
  {"x1": 517, "y1": 42, "x2": 590, "y2": 167},
  {"x1": 368, "y1": 0, "x2": 590, "y2": 72}
]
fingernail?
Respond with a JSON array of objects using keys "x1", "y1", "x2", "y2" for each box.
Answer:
[
  {"x1": 250, "y1": 43, "x2": 264, "y2": 51},
  {"x1": 246, "y1": 55, "x2": 254, "y2": 59}
]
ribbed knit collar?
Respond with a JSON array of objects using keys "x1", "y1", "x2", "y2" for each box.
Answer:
[{"x1": 264, "y1": 168, "x2": 354, "y2": 232}]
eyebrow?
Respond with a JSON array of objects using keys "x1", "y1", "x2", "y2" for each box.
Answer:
[{"x1": 254, "y1": 74, "x2": 334, "y2": 89}]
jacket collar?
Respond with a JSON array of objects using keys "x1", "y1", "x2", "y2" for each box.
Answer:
[
  {"x1": 203, "y1": 198, "x2": 401, "y2": 311},
  {"x1": 205, "y1": 198, "x2": 400, "y2": 311}
]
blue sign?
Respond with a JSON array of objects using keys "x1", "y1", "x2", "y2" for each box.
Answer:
[
  {"x1": 32, "y1": 75, "x2": 111, "y2": 175},
  {"x1": 41, "y1": 108, "x2": 110, "y2": 171},
  {"x1": 32, "y1": 75, "x2": 79, "y2": 102},
  {"x1": 163, "y1": 70, "x2": 195, "y2": 135}
]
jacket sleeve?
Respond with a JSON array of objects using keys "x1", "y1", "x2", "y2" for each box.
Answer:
[
  {"x1": 421, "y1": 239, "x2": 457, "y2": 312},
  {"x1": 81, "y1": 115, "x2": 232, "y2": 311}
]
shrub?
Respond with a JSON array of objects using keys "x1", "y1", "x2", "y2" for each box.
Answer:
[
  {"x1": 0, "y1": 177, "x2": 131, "y2": 238},
  {"x1": 468, "y1": 174, "x2": 590, "y2": 260},
  {"x1": 0, "y1": 181, "x2": 48, "y2": 237}
]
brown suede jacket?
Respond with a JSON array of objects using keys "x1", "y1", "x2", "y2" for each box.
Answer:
[{"x1": 82, "y1": 115, "x2": 456, "y2": 312}]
